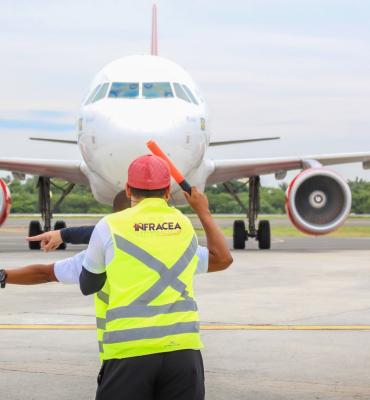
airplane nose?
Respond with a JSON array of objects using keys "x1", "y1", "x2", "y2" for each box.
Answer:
[
  {"x1": 113, "y1": 108, "x2": 177, "y2": 133},
  {"x1": 85, "y1": 102, "x2": 199, "y2": 189}
]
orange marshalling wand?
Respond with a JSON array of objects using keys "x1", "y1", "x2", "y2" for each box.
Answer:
[{"x1": 146, "y1": 139, "x2": 192, "y2": 194}]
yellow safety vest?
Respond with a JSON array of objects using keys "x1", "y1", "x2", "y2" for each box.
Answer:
[{"x1": 97, "y1": 197, "x2": 203, "y2": 360}]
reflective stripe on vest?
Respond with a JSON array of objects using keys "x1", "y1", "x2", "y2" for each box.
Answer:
[
  {"x1": 106, "y1": 299, "x2": 197, "y2": 322},
  {"x1": 96, "y1": 317, "x2": 106, "y2": 330},
  {"x1": 105, "y1": 321, "x2": 200, "y2": 344},
  {"x1": 98, "y1": 341, "x2": 104, "y2": 353},
  {"x1": 95, "y1": 288, "x2": 110, "y2": 360},
  {"x1": 97, "y1": 290, "x2": 109, "y2": 305}
]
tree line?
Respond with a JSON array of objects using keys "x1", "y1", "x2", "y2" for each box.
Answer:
[{"x1": 6, "y1": 177, "x2": 370, "y2": 214}]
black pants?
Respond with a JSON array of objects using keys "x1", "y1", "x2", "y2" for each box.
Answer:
[{"x1": 96, "y1": 349, "x2": 205, "y2": 400}]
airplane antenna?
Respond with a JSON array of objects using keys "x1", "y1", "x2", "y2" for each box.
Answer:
[{"x1": 151, "y1": 3, "x2": 158, "y2": 56}]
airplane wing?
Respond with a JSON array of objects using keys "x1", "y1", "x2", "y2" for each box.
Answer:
[
  {"x1": 0, "y1": 158, "x2": 88, "y2": 184},
  {"x1": 0, "y1": 131, "x2": 88, "y2": 184},
  {"x1": 207, "y1": 152, "x2": 370, "y2": 184}
]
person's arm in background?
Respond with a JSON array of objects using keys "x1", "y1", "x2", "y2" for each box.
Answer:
[
  {"x1": 60, "y1": 226, "x2": 95, "y2": 244},
  {"x1": 184, "y1": 187, "x2": 233, "y2": 272},
  {"x1": 27, "y1": 226, "x2": 95, "y2": 252},
  {"x1": 5, "y1": 264, "x2": 57, "y2": 285}
]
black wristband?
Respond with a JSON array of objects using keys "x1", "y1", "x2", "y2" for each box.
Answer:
[
  {"x1": 0, "y1": 269, "x2": 7, "y2": 289},
  {"x1": 60, "y1": 228, "x2": 69, "y2": 243}
]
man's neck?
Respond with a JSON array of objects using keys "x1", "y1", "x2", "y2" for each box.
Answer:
[{"x1": 130, "y1": 197, "x2": 167, "y2": 207}]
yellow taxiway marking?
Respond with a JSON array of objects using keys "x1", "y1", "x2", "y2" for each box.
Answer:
[
  {"x1": 0, "y1": 324, "x2": 370, "y2": 331},
  {"x1": 201, "y1": 325, "x2": 370, "y2": 331}
]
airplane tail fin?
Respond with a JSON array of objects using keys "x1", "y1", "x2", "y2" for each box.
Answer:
[{"x1": 151, "y1": 3, "x2": 158, "y2": 56}]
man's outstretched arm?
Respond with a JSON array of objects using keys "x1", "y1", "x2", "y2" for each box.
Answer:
[
  {"x1": 5, "y1": 264, "x2": 57, "y2": 285},
  {"x1": 4, "y1": 251, "x2": 86, "y2": 287},
  {"x1": 184, "y1": 187, "x2": 233, "y2": 272}
]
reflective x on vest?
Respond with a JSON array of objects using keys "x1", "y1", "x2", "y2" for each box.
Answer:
[{"x1": 104, "y1": 234, "x2": 198, "y2": 328}]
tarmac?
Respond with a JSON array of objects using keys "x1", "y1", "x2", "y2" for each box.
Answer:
[{"x1": 0, "y1": 217, "x2": 370, "y2": 399}]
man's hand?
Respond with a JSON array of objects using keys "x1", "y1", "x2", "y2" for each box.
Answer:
[
  {"x1": 27, "y1": 230, "x2": 63, "y2": 252},
  {"x1": 183, "y1": 187, "x2": 210, "y2": 216}
]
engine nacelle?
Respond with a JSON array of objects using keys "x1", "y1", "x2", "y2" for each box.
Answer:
[
  {"x1": 286, "y1": 168, "x2": 351, "y2": 235},
  {"x1": 0, "y1": 179, "x2": 11, "y2": 227}
]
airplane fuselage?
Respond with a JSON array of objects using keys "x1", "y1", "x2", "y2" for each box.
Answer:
[{"x1": 78, "y1": 55, "x2": 211, "y2": 205}]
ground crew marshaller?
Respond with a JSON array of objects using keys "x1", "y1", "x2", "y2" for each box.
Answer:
[{"x1": 79, "y1": 154, "x2": 233, "y2": 400}]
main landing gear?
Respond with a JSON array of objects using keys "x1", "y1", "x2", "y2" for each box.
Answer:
[
  {"x1": 28, "y1": 177, "x2": 73, "y2": 250},
  {"x1": 229, "y1": 176, "x2": 271, "y2": 250}
]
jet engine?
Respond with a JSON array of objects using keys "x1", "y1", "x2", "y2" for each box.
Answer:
[
  {"x1": 286, "y1": 168, "x2": 351, "y2": 235},
  {"x1": 0, "y1": 179, "x2": 11, "y2": 227}
]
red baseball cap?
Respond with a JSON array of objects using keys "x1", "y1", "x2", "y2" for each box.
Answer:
[{"x1": 127, "y1": 154, "x2": 171, "y2": 190}]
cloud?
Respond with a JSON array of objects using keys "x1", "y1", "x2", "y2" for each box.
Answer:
[
  {"x1": 0, "y1": 119, "x2": 74, "y2": 132},
  {"x1": 26, "y1": 110, "x2": 73, "y2": 119}
]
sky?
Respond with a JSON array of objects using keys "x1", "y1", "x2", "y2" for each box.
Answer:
[{"x1": 1, "y1": 0, "x2": 370, "y2": 184}]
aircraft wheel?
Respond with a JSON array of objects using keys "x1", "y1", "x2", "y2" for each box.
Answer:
[
  {"x1": 257, "y1": 220, "x2": 271, "y2": 250},
  {"x1": 233, "y1": 220, "x2": 247, "y2": 249},
  {"x1": 54, "y1": 221, "x2": 67, "y2": 250},
  {"x1": 29, "y1": 220, "x2": 42, "y2": 250}
]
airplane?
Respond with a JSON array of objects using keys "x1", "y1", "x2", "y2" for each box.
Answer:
[{"x1": 0, "y1": 4, "x2": 369, "y2": 251}]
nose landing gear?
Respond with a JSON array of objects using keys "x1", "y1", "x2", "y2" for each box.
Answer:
[{"x1": 229, "y1": 176, "x2": 271, "y2": 250}]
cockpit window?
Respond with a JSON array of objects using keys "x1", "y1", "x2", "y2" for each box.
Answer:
[
  {"x1": 182, "y1": 85, "x2": 199, "y2": 105},
  {"x1": 142, "y1": 82, "x2": 174, "y2": 98},
  {"x1": 109, "y1": 83, "x2": 139, "y2": 98},
  {"x1": 84, "y1": 85, "x2": 101, "y2": 105},
  {"x1": 92, "y1": 82, "x2": 110, "y2": 103},
  {"x1": 173, "y1": 83, "x2": 191, "y2": 103}
]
